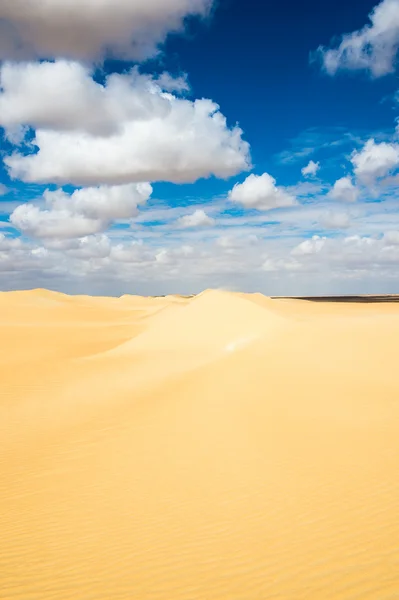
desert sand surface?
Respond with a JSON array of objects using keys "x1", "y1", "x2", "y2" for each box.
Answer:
[{"x1": 1, "y1": 288, "x2": 399, "y2": 600}]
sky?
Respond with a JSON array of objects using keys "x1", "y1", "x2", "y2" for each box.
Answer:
[{"x1": 2, "y1": 0, "x2": 399, "y2": 295}]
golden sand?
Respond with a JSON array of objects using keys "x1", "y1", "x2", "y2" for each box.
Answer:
[{"x1": 1, "y1": 289, "x2": 399, "y2": 599}]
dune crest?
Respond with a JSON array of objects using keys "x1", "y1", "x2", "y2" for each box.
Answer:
[{"x1": 1, "y1": 289, "x2": 399, "y2": 599}]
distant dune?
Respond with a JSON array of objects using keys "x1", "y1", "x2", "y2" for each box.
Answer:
[{"x1": 1, "y1": 289, "x2": 399, "y2": 599}]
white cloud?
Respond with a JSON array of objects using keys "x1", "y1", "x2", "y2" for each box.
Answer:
[
  {"x1": 320, "y1": 211, "x2": 351, "y2": 229},
  {"x1": 383, "y1": 230, "x2": 399, "y2": 244},
  {"x1": 301, "y1": 160, "x2": 320, "y2": 177},
  {"x1": 10, "y1": 203, "x2": 105, "y2": 240},
  {"x1": 0, "y1": 233, "x2": 21, "y2": 251},
  {"x1": 291, "y1": 235, "x2": 327, "y2": 256},
  {"x1": 317, "y1": 0, "x2": 399, "y2": 77},
  {"x1": 2, "y1": 221, "x2": 399, "y2": 295},
  {"x1": 10, "y1": 183, "x2": 151, "y2": 239},
  {"x1": 329, "y1": 176, "x2": 360, "y2": 203},
  {"x1": 0, "y1": 0, "x2": 213, "y2": 62},
  {"x1": 44, "y1": 235, "x2": 112, "y2": 258},
  {"x1": 288, "y1": 234, "x2": 399, "y2": 278},
  {"x1": 228, "y1": 173, "x2": 296, "y2": 211},
  {"x1": 155, "y1": 72, "x2": 190, "y2": 93},
  {"x1": 111, "y1": 241, "x2": 153, "y2": 264},
  {"x1": 177, "y1": 209, "x2": 215, "y2": 228},
  {"x1": 216, "y1": 234, "x2": 259, "y2": 251},
  {"x1": 262, "y1": 258, "x2": 302, "y2": 272},
  {"x1": 0, "y1": 184, "x2": 8, "y2": 196},
  {"x1": 45, "y1": 183, "x2": 151, "y2": 221},
  {"x1": 155, "y1": 245, "x2": 195, "y2": 266},
  {"x1": 0, "y1": 62, "x2": 180, "y2": 136},
  {"x1": 351, "y1": 139, "x2": 399, "y2": 182},
  {"x1": 3, "y1": 63, "x2": 250, "y2": 186}
]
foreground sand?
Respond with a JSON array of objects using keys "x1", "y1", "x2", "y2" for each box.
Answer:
[{"x1": 1, "y1": 289, "x2": 399, "y2": 599}]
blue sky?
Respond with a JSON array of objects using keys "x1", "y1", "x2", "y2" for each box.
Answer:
[{"x1": 2, "y1": 0, "x2": 399, "y2": 295}]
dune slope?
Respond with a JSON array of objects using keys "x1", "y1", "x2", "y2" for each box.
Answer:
[{"x1": 1, "y1": 289, "x2": 399, "y2": 599}]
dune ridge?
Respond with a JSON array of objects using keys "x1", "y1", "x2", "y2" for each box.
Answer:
[{"x1": 1, "y1": 289, "x2": 399, "y2": 599}]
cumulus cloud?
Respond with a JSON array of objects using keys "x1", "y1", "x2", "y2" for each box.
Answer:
[
  {"x1": 262, "y1": 258, "x2": 302, "y2": 272},
  {"x1": 291, "y1": 235, "x2": 327, "y2": 256},
  {"x1": 351, "y1": 139, "x2": 399, "y2": 182},
  {"x1": 320, "y1": 211, "x2": 351, "y2": 229},
  {"x1": 317, "y1": 0, "x2": 399, "y2": 77},
  {"x1": 0, "y1": 62, "x2": 184, "y2": 136},
  {"x1": 177, "y1": 209, "x2": 215, "y2": 228},
  {"x1": 111, "y1": 241, "x2": 153, "y2": 264},
  {"x1": 46, "y1": 183, "x2": 151, "y2": 221},
  {"x1": 301, "y1": 160, "x2": 320, "y2": 177},
  {"x1": 329, "y1": 176, "x2": 360, "y2": 202},
  {"x1": 155, "y1": 245, "x2": 195, "y2": 266},
  {"x1": 10, "y1": 204, "x2": 104, "y2": 240},
  {"x1": 383, "y1": 230, "x2": 399, "y2": 244},
  {"x1": 0, "y1": 0, "x2": 213, "y2": 62},
  {"x1": 269, "y1": 234, "x2": 399, "y2": 280},
  {"x1": 2, "y1": 222, "x2": 399, "y2": 295},
  {"x1": 10, "y1": 183, "x2": 151, "y2": 239},
  {"x1": 0, "y1": 233, "x2": 22, "y2": 251},
  {"x1": 228, "y1": 173, "x2": 296, "y2": 211},
  {"x1": 44, "y1": 235, "x2": 112, "y2": 259},
  {"x1": 155, "y1": 72, "x2": 190, "y2": 93},
  {"x1": 3, "y1": 63, "x2": 250, "y2": 186},
  {"x1": 216, "y1": 234, "x2": 259, "y2": 254}
]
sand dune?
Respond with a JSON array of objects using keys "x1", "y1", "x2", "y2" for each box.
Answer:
[{"x1": 1, "y1": 289, "x2": 399, "y2": 599}]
